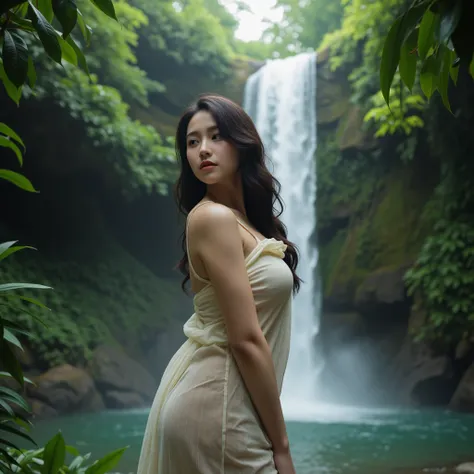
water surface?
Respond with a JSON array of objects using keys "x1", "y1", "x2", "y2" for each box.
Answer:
[{"x1": 28, "y1": 406, "x2": 474, "y2": 473}]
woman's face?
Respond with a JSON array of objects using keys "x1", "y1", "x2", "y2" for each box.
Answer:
[{"x1": 186, "y1": 110, "x2": 240, "y2": 185}]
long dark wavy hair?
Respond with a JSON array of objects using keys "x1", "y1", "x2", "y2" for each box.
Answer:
[{"x1": 174, "y1": 93, "x2": 301, "y2": 294}]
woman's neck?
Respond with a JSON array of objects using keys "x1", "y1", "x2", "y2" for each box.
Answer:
[{"x1": 205, "y1": 178, "x2": 246, "y2": 216}]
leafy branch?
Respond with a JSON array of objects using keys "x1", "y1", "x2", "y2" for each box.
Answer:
[{"x1": 380, "y1": 0, "x2": 474, "y2": 112}]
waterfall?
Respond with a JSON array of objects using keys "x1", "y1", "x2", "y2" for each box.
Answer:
[{"x1": 243, "y1": 52, "x2": 321, "y2": 420}]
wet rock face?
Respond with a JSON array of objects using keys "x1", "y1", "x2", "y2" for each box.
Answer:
[
  {"x1": 88, "y1": 344, "x2": 157, "y2": 406},
  {"x1": 27, "y1": 364, "x2": 105, "y2": 418},
  {"x1": 450, "y1": 363, "x2": 474, "y2": 413}
]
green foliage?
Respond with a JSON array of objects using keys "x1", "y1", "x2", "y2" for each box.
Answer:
[
  {"x1": 130, "y1": 0, "x2": 235, "y2": 80},
  {"x1": 77, "y1": 0, "x2": 164, "y2": 107},
  {"x1": 3, "y1": 430, "x2": 126, "y2": 473},
  {"x1": 43, "y1": 67, "x2": 176, "y2": 196},
  {"x1": 404, "y1": 95, "x2": 474, "y2": 348},
  {"x1": 0, "y1": 123, "x2": 37, "y2": 192},
  {"x1": 0, "y1": 240, "x2": 51, "y2": 459},
  {"x1": 379, "y1": 0, "x2": 474, "y2": 112},
  {"x1": 364, "y1": 87, "x2": 426, "y2": 139},
  {"x1": 405, "y1": 218, "x2": 474, "y2": 348},
  {"x1": 1, "y1": 232, "x2": 182, "y2": 368},
  {"x1": 262, "y1": 0, "x2": 343, "y2": 58}
]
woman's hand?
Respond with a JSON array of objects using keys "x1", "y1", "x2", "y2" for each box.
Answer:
[{"x1": 273, "y1": 449, "x2": 296, "y2": 474}]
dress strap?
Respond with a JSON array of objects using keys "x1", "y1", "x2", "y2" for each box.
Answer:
[
  {"x1": 235, "y1": 217, "x2": 262, "y2": 244},
  {"x1": 186, "y1": 201, "x2": 213, "y2": 284}
]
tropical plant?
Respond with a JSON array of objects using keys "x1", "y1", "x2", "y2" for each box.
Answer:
[
  {"x1": 380, "y1": 0, "x2": 474, "y2": 111},
  {"x1": 5, "y1": 431, "x2": 127, "y2": 474}
]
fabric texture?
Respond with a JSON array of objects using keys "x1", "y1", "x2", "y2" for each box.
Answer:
[{"x1": 137, "y1": 203, "x2": 293, "y2": 474}]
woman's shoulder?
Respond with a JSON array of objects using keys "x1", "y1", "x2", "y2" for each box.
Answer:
[{"x1": 188, "y1": 201, "x2": 238, "y2": 237}]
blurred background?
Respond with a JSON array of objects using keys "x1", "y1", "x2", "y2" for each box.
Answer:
[{"x1": 1, "y1": 0, "x2": 473, "y2": 473}]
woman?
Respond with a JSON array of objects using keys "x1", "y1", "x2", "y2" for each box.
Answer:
[{"x1": 137, "y1": 94, "x2": 300, "y2": 474}]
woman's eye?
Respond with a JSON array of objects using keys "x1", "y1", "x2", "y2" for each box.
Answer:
[
  {"x1": 213, "y1": 133, "x2": 221, "y2": 140},
  {"x1": 188, "y1": 139, "x2": 198, "y2": 146}
]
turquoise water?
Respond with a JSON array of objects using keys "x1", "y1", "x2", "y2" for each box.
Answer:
[{"x1": 27, "y1": 406, "x2": 474, "y2": 473}]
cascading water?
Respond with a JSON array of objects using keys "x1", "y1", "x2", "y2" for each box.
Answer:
[{"x1": 243, "y1": 52, "x2": 322, "y2": 420}]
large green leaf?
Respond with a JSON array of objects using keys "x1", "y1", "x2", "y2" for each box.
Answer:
[
  {"x1": 418, "y1": 8, "x2": 440, "y2": 60},
  {"x1": 66, "y1": 36, "x2": 89, "y2": 74},
  {"x1": 0, "y1": 61, "x2": 23, "y2": 105},
  {"x1": 420, "y1": 54, "x2": 440, "y2": 99},
  {"x1": 84, "y1": 446, "x2": 128, "y2": 474},
  {"x1": 380, "y1": 2, "x2": 428, "y2": 105},
  {"x1": 89, "y1": 0, "x2": 117, "y2": 21},
  {"x1": 53, "y1": 0, "x2": 78, "y2": 38},
  {"x1": 438, "y1": 45, "x2": 452, "y2": 113},
  {"x1": 58, "y1": 36, "x2": 78, "y2": 66},
  {"x1": 0, "y1": 123, "x2": 25, "y2": 150},
  {"x1": 76, "y1": 10, "x2": 92, "y2": 46},
  {"x1": 0, "y1": 136, "x2": 23, "y2": 166},
  {"x1": 400, "y1": 28, "x2": 418, "y2": 91},
  {"x1": 2, "y1": 30, "x2": 29, "y2": 88},
  {"x1": 28, "y1": 1, "x2": 62, "y2": 64},
  {"x1": 41, "y1": 432, "x2": 66, "y2": 474},
  {"x1": 0, "y1": 169, "x2": 37, "y2": 192},
  {"x1": 38, "y1": 0, "x2": 54, "y2": 22}
]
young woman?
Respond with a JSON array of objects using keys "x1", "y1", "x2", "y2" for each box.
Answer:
[{"x1": 137, "y1": 94, "x2": 301, "y2": 474}]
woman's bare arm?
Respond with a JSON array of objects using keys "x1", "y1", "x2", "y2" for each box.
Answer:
[{"x1": 189, "y1": 204, "x2": 290, "y2": 454}]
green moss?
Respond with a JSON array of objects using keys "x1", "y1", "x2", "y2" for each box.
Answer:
[
  {"x1": 318, "y1": 147, "x2": 435, "y2": 300},
  {"x1": 0, "y1": 228, "x2": 184, "y2": 369}
]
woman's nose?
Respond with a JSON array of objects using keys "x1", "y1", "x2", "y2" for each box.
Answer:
[{"x1": 199, "y1": 140, "x2": 211, "y2": 157}]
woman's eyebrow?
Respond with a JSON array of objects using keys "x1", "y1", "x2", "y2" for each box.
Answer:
[{"x1": 186, "y1": 125, "x2": 218, "y2": 138}]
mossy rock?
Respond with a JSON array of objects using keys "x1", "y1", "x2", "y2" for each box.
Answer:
[{"x1": 319, "y1": 162, "x2": 435, "y2": 306}]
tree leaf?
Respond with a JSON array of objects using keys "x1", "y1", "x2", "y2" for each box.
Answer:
[
  {"x1": 66, "y1": 36, "x2": 89, "y2": 74},
  {"x1": 470, "y1": 54, "x2": 474, "y2": 79},
  {"x1": 439, "y1": 0, "x2": 462, "y2": 44},
  {"x1": 0, "y1": 123, "x2": 25, "y2": 150},
  {"x1": 2, "y1": 30, "x2": 29, "y2": 88},
  {"x1": 76, "y1": 9, "x2": 92, "y2": 46},
  {"x1": 0, "y1": 169, "x2": 37, "y2": 192},
  {"x1": 38, "y1": 0, "x2": 54, "y2": 23},
  {"x1": 84, "y1": 446, "x2": 128, "y2": 474},
  {"x1": 52, "y1": 0, "x2": 78, "y2": 38},
  {"x1": 418, "y1": 9, "x2": 439, "y2": 60},
  {"x1": 0, "y1": 342, "x2": 24, "y2": 387},
  {"x1": 28, "y1": 1, "x2": 62, "y2": 64},
  {"x1": 438, "y1": 45, "x2": 452, "y2": 113},
  {"x1": 0, "y1": 136, "x2": 23, "y2": 166},
  {"x1": 400, "y1": 28, "x2": 418, "y2": 91},
  {"x1": 0, "y1": 61, "x2": 23, "y2": 105},
  {"x1": 420, "y1": 54, "x2": 440, "y2": 99},
  {"x1": 58, "y1": 36, "x2": 77, "y2": 66},
  {"x1": 27, "y1": 55, "x2": 37, "y2": 88},
  {"x1": 41, "y1": 432, "x2": 66, "y2": 474},
  {"x1": 89, "y1": 0, "x2": 117, "y2": 21},
  {"x1": 380, "y1": 2, "x2": 428, "y2": 106}
]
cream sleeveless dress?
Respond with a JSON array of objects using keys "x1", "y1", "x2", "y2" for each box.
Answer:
[{"x1": 137, "y1": 202, "x2": 293, "y2": 474}]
